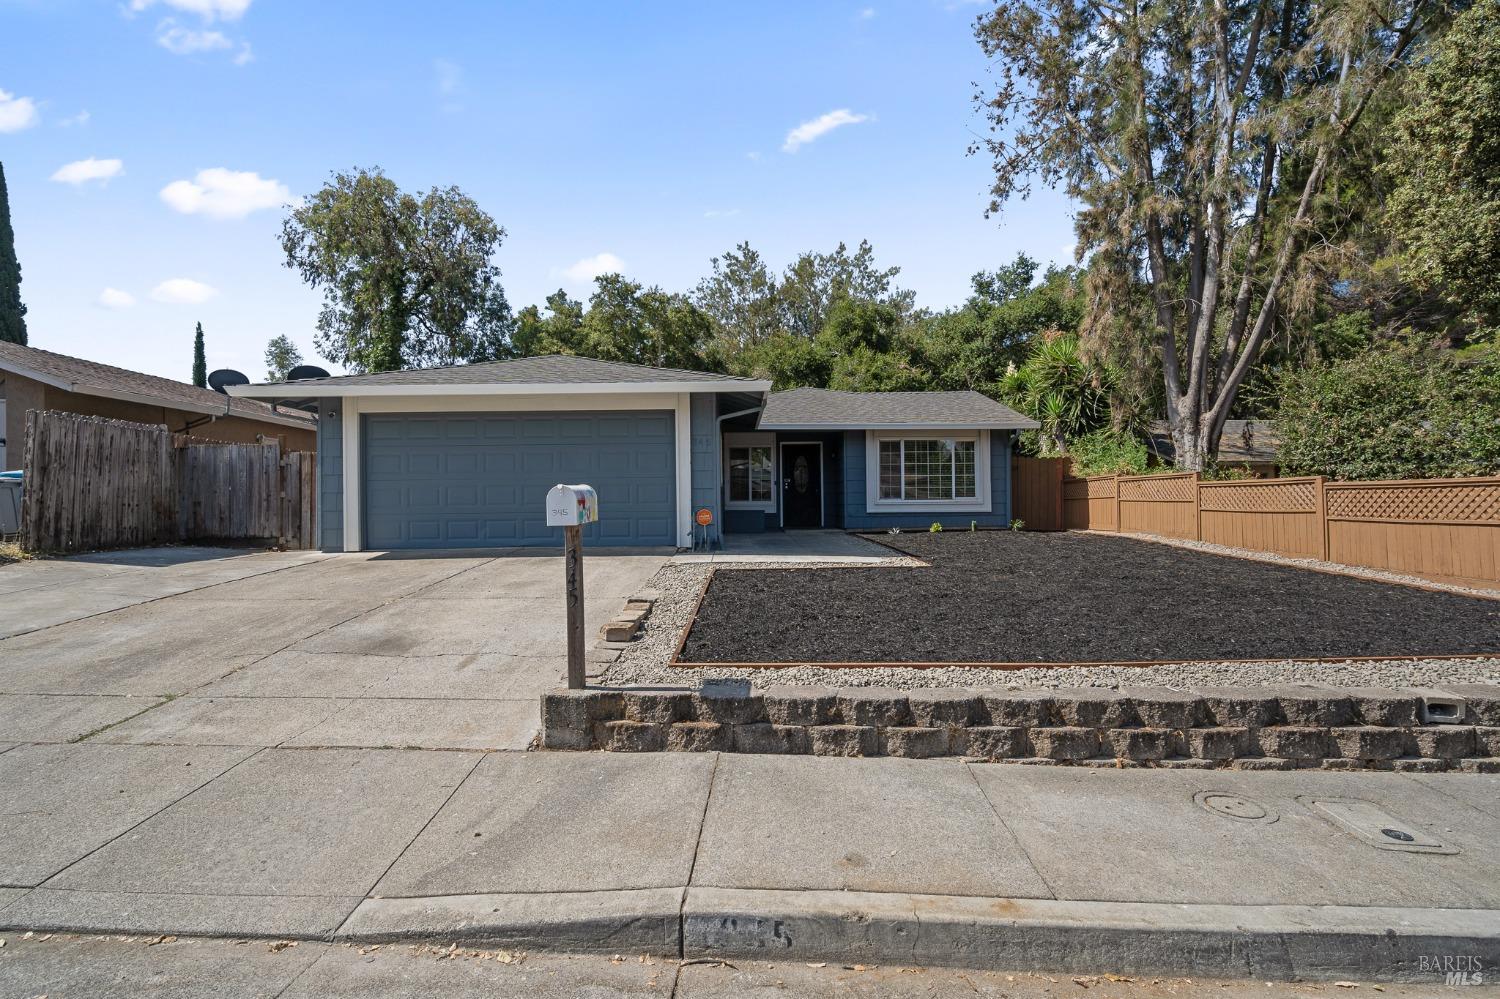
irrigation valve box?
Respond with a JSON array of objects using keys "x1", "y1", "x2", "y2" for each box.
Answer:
[{"x1": 546, "y1": 484, "x2": 599, "y2": 527}]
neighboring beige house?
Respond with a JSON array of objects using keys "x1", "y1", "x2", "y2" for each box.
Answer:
[{"x1": 0, "y1": 341, "x2": 316, "y2": 469}]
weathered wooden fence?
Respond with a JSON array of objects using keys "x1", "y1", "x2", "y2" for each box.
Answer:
[
  {"x1": 1062, "y1": 469, "x2": 1500, "y2": 586},
  {"x1": 22, "y1": 410, "x2": 316, "y2": 554},
  {"x1": 1010, "y1": 455, "x2": 1068, "y2": 531}
]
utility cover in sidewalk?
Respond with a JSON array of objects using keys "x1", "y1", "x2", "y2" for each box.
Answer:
[
  {"x1": 1302, "y1": 796, "x2": 1458, "y2": 854},
  {"x1": 1194, "y1": 790, "x2": 1278, "y2": 824}
]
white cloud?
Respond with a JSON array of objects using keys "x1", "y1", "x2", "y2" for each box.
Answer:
[
  {"x1": 0, "y1": 89, "x2": 40, "y2": 133},
  {"x1": 131, "y1": 0, "x2": 252, "y2": 20},
  {"x1": 159, "y1": 168, "x2": 290, "y2": 220},
  {"x1": 151, "y1": 278, "x2": 218, "y2": 305},
  {"x1": 704, "y1": 208, "x2": 741, "y2": 219},
  {"x1": 50, "y1": 158, "x2": 125, "y2": 185},
  {"x1": 233, "y1": 42, "x2": 254, "y2": 65},
  {"x1": 435, "y1": 58, "x2": 462, "y2": 95},
  {"x1": 58, "y1": 110, "x2": 91, "y2": 128},
  {"x1": 98, "y1": 288, "x2": 136, "y2": 309},
  {"x1": 155, "y1": 19, "x2": 233, "y2": 54},
  {"x1": 858, "y1": 7, "x2": 877, "y2": 17},
  {"x1": 558, "y1": 253, "x2": 626, "y2": 286},
  {"x1": 782, "y1": 108, "x2": 871, "y2": 153}
]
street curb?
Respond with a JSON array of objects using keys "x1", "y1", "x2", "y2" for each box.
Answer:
[
  {"x1": 335, "y1": 888, "x2": 683, "y2": 955},
  {"x1": 5, "y1": 886, "x2": 1497, "y2": 984},
  {"x1": 682, "y1": 888, "x2": 1500, "y2": 983}
]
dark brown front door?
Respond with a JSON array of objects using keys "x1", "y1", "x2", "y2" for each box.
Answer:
[{"x1": 781, "y1": 443, "x2": 822, "y2": 528}]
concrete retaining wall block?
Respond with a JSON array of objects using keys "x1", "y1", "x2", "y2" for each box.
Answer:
[
  {"x1": 881, "y1": 727, "x2": 950, "y2": 759},
  {"x1": 1330, "y1": 726, "x2": 1411, "y2": 761},
  {"x1": 1414, "y1": 726, "x2": 1478, "y2": 760},
  {"x1": 907, "y1": 689, "x2": 980, "y2": 727},
  {"x1": 810, "y1": 725, "x2": 878, "y2": 757},
  {"x1": 763, "y1": 686, "x2": 836, "y2": 727},
  {"x1": 597, "y1": 720, "x2": 665, "y2": 752},
  {"x1": 981, "y1": 692, "x2": 1055, "y2": 727},
  {"x1": 963, "y1": 726, "x2": 1031, "y2": 760},
  {"x1": 836, "y1": 689, "x2": 912, "y2": 728},
  {"x1": 668, "y1": 721, "x2": 730, "y2": 752},
  {"x1": 1104, "y1": 728, "x2": 1170, "y2": 761},
  {"x1": 539, "y1": 685, "x2": 1500, "y2": 771},
  {"x1": 1030, "y1": 727, "x2": 1100, "y2": 761},
  {"x1": 733, "y1": 723, "x2": 812, "y2": 756}
]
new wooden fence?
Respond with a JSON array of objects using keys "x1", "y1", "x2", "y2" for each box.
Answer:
[
  {"x1": 22, "y1": 410, "x2": 316, "y2": 554},
  {"x1": 1062, "y1": 469, "x2": 1500, "y2": 586},
  {"x1": 1010, "y1": 455, "x2": 1068, "y2": 531}
]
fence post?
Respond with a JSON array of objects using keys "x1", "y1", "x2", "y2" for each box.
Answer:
[
  {"x1": 1112, "y1": 474, "x2": 1122, "y2": 532},
  {"x1": 1315, "y1": 475, "x2": 1329, "y2": 562},
  {"x1": 1193, "y1": 472, "x2": 1203, "y2": 541}
]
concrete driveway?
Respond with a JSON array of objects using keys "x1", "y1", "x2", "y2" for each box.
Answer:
[{"x1": 0, "y1": 545, "x2": 667, "y2": 750}]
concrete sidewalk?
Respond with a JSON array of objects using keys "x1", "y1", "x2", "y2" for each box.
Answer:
[{"x1": 1, "y1": 747, "x2": 1497, "y2": 985}]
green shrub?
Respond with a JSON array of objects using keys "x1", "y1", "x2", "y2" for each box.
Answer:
[
  {"x1": 1277, "y1": 343, "x2": 1500, "y2": 479},
  {"x1": 1067, "y1": 428, "x2": 1151, "y2": 477}
]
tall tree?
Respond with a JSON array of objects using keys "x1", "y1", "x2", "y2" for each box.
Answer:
[
  {"x1": 693, "y1": 242, "x2": 781, "y2": 352},
  {"x1": 191, "y1": 322, "x2": 207, "y2": 387},
  {"x1": 1381, "y1": 0, "x2": 1500, "y2": 337},
  {"x1": 0, "y1": 161, "x2": 27, "y2": 346},
  {"x1": 263, "y1": 334, "x2": 303, "y2": 381},
  {"x1": 280, "y1": 167, "x2": 513, "y2": 373},
  {"x1": 778, "y1": 240, "x2": 914, "y2": 338},
  {"x1": 974, "y1": 0, "x2": 1449, "y2": 468}
]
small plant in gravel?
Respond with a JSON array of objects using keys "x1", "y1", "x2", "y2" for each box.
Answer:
[
  {"x1": 929, "y1": 522, "x2": 943, "y2": 533},
  {"x1": 887, "y1": 527, "x2": 902, "y2": 535},
  {"x1": 1010, "y1": 518, "x2": 1026, "y2": 531}
]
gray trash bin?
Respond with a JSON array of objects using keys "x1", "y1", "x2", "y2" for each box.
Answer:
[{"x1": 0, "y1": 470, "x2": 22, "y2": 537}]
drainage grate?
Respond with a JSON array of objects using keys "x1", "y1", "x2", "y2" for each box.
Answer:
[
  {"x1": 1302, "y1": 797, "x2": 1459, "y2": 854},
  {"x1": 1194, "y1": 790, "x2": 1279, "y2": 824}
]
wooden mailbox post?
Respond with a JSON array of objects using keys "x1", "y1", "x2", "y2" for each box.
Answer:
[{"x1": 546, "y1": 484, "x2": 599, "y2": 689}]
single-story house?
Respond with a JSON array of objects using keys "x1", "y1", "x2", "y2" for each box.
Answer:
[
  {"x1": 0, "y1": 341, "x2": 317, "y2": 469},
  {"x1": 1146, "y1": 419, "x2": 1280, "y2": 477},
  {"x1": 229, "y1": 354, "x2": 1038, "y2": 552}
]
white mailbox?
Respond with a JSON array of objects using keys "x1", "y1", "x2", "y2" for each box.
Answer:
[{"x1": 546, "y1": 483, "x2": 599, "y2": 527}]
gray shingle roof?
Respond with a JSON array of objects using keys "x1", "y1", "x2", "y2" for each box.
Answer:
[
  {"x1": 245, "y1": 354, "x2": 764, "y2": 389},
  {"x1": 0, "y1": 341, "x2": 312, "y2": 428},
  {"x1": 1147, "y1": 419, "x2": 1280, "y2": 464},
  {"x1": 758, "y1": 387, "x2": 1039, "y2": 430}
]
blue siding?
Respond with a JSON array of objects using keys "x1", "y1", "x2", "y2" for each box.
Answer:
[
  {"x1": 841, "y1": 430, "x2": 1013, "y2": 531},
  {"x1": 317, "y1": 400, "x2": 343, "y2": 552},
  {"x1": 689, "y1": 394, "x2": 721, "y2": 546}
]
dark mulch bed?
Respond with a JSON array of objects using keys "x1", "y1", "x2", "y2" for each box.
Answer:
[{"x1": 677, "y1": 531, "x2": 1500, "y2": 664}]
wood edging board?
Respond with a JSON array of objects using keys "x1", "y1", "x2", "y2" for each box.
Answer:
[{"x1": 668, "y1": 653, "x2": 1498, "y2": 671}]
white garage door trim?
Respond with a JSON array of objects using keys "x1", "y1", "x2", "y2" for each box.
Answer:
[{"x1": 341, "y1": 391, "x2": 693, "y2": 551}]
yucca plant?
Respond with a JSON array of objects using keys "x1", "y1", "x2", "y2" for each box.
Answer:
[{"x1": 1000, "y1": 332, "x2": 1113, "y2": 454}]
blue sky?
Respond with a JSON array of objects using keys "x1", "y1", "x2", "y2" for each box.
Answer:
[{"x1": 1, "y1": 0, "x2": 1074, "y2": 381}]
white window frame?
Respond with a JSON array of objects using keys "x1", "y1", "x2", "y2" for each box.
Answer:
[
  {"x1": 864, "y1": 429, "x2": 990, "y2": 514},
  {"x1": 723, "y1": 431, "x2": 777, "y2": 512}
]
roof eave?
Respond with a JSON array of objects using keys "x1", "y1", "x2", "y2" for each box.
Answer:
[
  {"x1": 1, "y1": 357, "x2": 312, "y2": 429},
  {"x1": 228, "y1": 380, "x2": 772, "y2": 399},
  {"x1": 756, "y1": 420, "x2": 1040, "y2": 432}
]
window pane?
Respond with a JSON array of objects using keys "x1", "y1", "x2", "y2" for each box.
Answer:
[
  {"x1": 728, "y1": 447, "x2": 749, "y2": 502},
  {"x1": 903, "y1": 439, "x2": 955, "y2": 500},
  {"x1": 749, "y1": 446, "x2": 772, "y2": 502},
  {"x1": 954, "y1": 440, "x2": 976, "y2": 498},
  {"x1": 879, "y1": 440, "x2": 901, "y2": 499}
]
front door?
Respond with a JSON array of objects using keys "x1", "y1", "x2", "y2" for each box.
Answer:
[{"x1": 781, "y1": 443, "x2": 822, "y2": 528}]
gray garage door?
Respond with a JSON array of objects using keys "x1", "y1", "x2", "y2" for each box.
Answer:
[{"x1": 363, "y1": 411, "x2": 675, "y2": 549}]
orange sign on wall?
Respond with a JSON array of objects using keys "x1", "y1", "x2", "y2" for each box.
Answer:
[{"x1": 695, "y1": 508, "x2": 714, "y2": 526}]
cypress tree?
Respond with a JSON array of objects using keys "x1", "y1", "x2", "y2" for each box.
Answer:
[
  {"x1": 192, "y1": 322, "x2": 207, "y2": 387},
  {"x1": 0, "y1": 161, "x2": 28, "y2": 346}
]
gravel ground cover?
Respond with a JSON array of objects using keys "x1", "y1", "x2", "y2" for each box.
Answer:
[{"x1": 674, "y1": 531, "x2": 1500, "y2": 666}]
